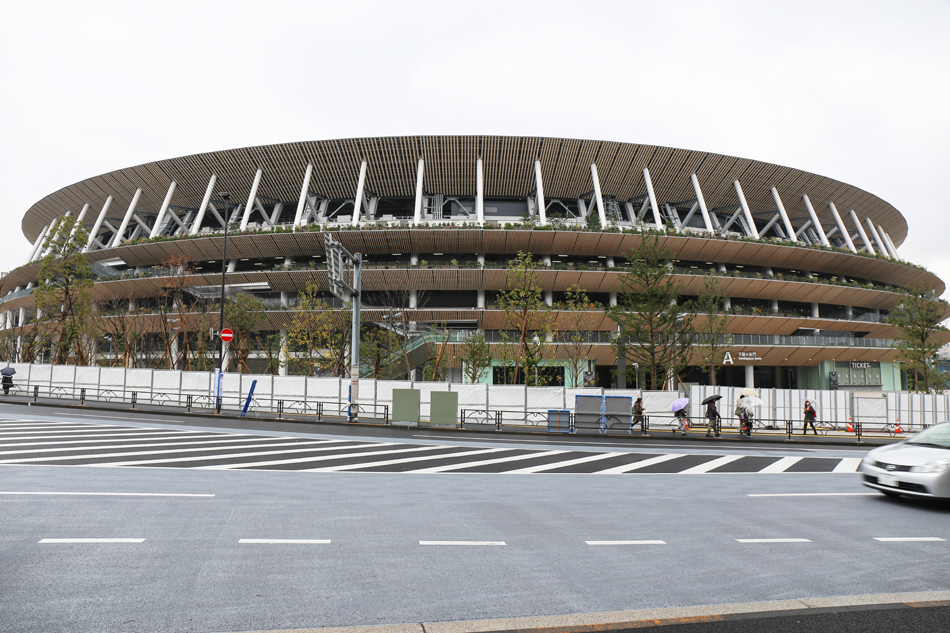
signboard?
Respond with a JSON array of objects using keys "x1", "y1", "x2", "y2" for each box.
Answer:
[
  {"x1": 723, "y1": 351, "x2": 761, "y2": 364},
  {"x1": 220, "y1": 328, "x2": 234, "y2": 342}
]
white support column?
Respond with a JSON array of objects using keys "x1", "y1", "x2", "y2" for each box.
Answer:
[
  {"x1": 190, "y1": 175, "x2": 217, "y2": 236},
  {"x1": 745, "y1": 364, "x2": 754, "y2": 389},
  {"x1": 85, "y1": 196, "x2": 113, "y2": 252},
  {"x1": 643, "y1": 168, "x2": 664, "y2": 228},
  {"x1": 240, "y1": 169, "x2": 263, "y2": 231},
  {"x1": 801, "y1": 195, "x2": 830, "y2": 247},
  {"x1": 848, "y1": 209, "x2": 874, "y2": 254},
  {"x1": 110, "y1": 188, "x2": 142, "y2": 248},
  {"x1": 292, "y1": 164, "x2": 314, "y2": 230},
  {"x1": 864, "y1": 218, "x2": 888, "y2": 258},
  {"x1": 69, "y1": 203, "x2": 91, "y2": 240},
  {"x1": 690, "y1": 174, "x2": 714, "y2": 232},
  {"x1": 770, "y1": 187, "x2": 797, "y2": 242},
  {"x1": 879, "y1": 227, "x2": 899, "y2": 259},
  {"x1": 544, "y1": 291, "x2": 553, "y2": 306},
  {"x1": 733, "y1": 180, "x2": 759, "y2": 239},
  {"x1": 150, "y1": 181, "x2": 177, "y2": 238},
  {"x1": 279, "y1": 329, "x2": 289, "y2": 376},
  {"x1": 351, "y1": 160, "x2": 367, "y2": 227},
  {"x1": 37, "y1": 216, "x2": 62, "y2": 260},
  {"x1": 413, "y1": 158, "x2": 424, "y2": 225},
  {"x1": 827, "y1": 202, "x2": 856, "y2": 252},
  {"x1": 477, "y1": 289, "x2": 485, "y2": 308},
  {"x1": 476, "y1": 158, "x2": 484, "y2": 225},
  {"x1": 591, "y1": 164, "x2": 608, "y2": 228},
  {"x1": 534, "y1": 160, "x2": 546, "y2": 226},
  {"x1": 25, "y1": 225, "x2": 49, "y2": 264}
]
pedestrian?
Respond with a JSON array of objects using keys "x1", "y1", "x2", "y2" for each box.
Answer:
[
  {"x1": 633, "y1": 397, "x2": 644, "y2": 430},
  {"x1": 1, "y1": 374, "x2": 12, "y2": 395},
  {"x1": 674, "y1": 407, "x2": 689, "y2": 435},
  {"x1": 803, "y1": 400, "x2": 818, "y2": 435},
  {"x1": 705, "y1": 400, "x2": 720, "y2": 437},
  {"x1": 735, "y1": 396, "x2": 752, "y2": 437}
]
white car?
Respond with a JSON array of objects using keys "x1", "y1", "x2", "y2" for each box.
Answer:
[{"x1": 859, "y1": 422, "x2": 950, "y2": 499}]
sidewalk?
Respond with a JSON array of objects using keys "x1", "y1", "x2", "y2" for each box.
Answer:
[{"x1": 0, "y1": 393, "x2": 903, "y2": 448}]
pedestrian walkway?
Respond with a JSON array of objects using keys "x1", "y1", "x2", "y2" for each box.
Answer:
[{"x1": 0, "y1": 419, "x2": 865, "y2": 475}]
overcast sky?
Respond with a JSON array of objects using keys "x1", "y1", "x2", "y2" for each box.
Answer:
[{"x1": 1, "y1": 1, "x2": 948, "y2": 292}]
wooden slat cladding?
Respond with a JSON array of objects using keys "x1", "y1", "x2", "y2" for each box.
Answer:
[{"x1": 23, "y1": 137, "x2": 909, "y2": 250}]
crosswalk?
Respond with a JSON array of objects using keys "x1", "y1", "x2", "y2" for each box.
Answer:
[{"x1": 0, "y1": 419, "x2": 864, "y2": 475}]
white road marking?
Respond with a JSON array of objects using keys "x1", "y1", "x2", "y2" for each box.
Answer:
[
  {"x1": 0, "y1": 491, "x2": 213, "y2": 497},
  {"x1": 0, "y1": 433, "x2": 239, "y2": 449},
  {"x1": 39, "y1": 538, "x2": 145, "y2": 543},
  {"x1": 736, "y1": 538, "x2": 811, "y2": 543},
  {"x1": 504, "y1": 452, "x2": 623, "y2": 474},
  {"x1": 832, "y1": 458, "x2": 864, "y2": 473},
  {"x1": 303, "y1": 448, "x2": 507, "y2": 472},
  {"x1": 748, "y1": 493, "x2": 877, "y2": 497},
  {"x1": 95, "y1": 442, "x2": 411, "y2": 467},
  {"x1": 239, "y1": 539, "x2": 330, "y2": 544},
  {"x1": 196, "y1": 443, "x2": 424, "y2": 470},
  {"x1": 408, "y1": 450, "x2": 567, "y2": 474},
  {"x1": 678, "y1": 455, "x2": 743, "y2": 474},
  {"x1": 595, "y1": 454, "x2": 685, "y2": 474},
  {"x1": 0, "y1": 430, "x2": 202, "y2": 442},
  {"x1": 757, "y1": 457, "x2": 803, "y2": 473},
  {"x1": 586, "y1": 540, "x2": 666, "y2": 545},
  {"x1": 874, "y1": 537, "x2": 946, "y2": 542},
  {"x1": 420, "y1": 541, "x2": 505, "y2": 546},
  {"x1": 0, "y1": 436, "x2": 293, "y2": 456}
]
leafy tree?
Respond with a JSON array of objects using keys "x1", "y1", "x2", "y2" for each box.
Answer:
[
  {"x1": 224, "y1": 293, "x2": 266, "y2": 373},
  {"x1": 496, "y1": 251, "x2": 554, "y2": 385},
  {"x1": 609, "y1": 235, "x2": 693, "y2": 390},
  {"x1": 287, "y1": 280, "x2": 354, "y2": 377},
  {"x1": 689, "y1": 277, "x2": 732, "y2": 386},
  {"x1": 559, "y1": 284, "x2": 599, "y2": 388},
  {"x1": 460, "y1": 330, "x2": 492, "y2": 383},
  {"x1": 360, "y1": 325, "x2": 401, "y2": 379},
  {"x1": 33, "y1": 217, "x2": 95, "y2": 365},
  {"x1": 888, "y1": 284, "x2": 950, "y2": 392},
  {"x1": 420, "y1": 323, "x2": 453, "y2": 382},
  {"x1": 254, "y1": 331, "x2": 285, "y2": 375},
  {"x1": 95, "y1": 297, "x2": 146, "y2": 367}
]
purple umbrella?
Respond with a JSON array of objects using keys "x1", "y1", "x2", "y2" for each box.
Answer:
[{"x1": 671, "y1": 397, "x2": 689, "y2": 412}]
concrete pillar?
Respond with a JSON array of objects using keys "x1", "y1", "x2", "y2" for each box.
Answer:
[
  {"x1": 717, "y1": 263, "x2": 727, "y2": 273},
  {"x1": 770, "y1": 299, "x2": 778, "y2": 312},
  {"x1": 733, "y1": 180, "x2": 759, "y2": 239},
  {"x1": 690, "y1": 174, "x2": 715, "y2": 232},
  {"x1": 542, "y1": 255, "x2": 552, "y2": 267},
  {"x1": 279, "y1": 329, "x2": 289, "y2": 376},
  {"x1": 222, "y1": 341, "x2": 233, "y2": 372},
  {"x1": 643, "y1": 168, "x2": 663, "y2": 229},
  {"x1": 828, "y1": 202, "x2": 856, "y2": 252},
  {"x1": 745, "y1": 364, "x2": 755, "y2": 389},
  {"x1": 413, "y1": 158, "x2": 425, "y2": 226},
  {"x1": 544, "y1": 291, "x2": 553, "y2": 306},
  {"x1": 476, "y1": 158, "x2": 484, "y2": 225},
  {"x1": 723, "y1": 296, "x2": 731, "y2": 310},
  {"x1": 848, "y1": 209, "x2": 875, "y2": 254},
  {"x1": 591, "y1": 164, "x2": 608, "y2": 229},
  {"x1": 293, "y1": 164, "x2": 314, "y2": 230},
  {"x1": 190, "y1": 174, "x2": 217, "y2": 236},
  {"x1": 170, "y1": 332, "x2": 179, "y2": 370},
  {"x1": 534, "y1": 160, "x2": 546, "y2": 226},
  {"x1": 845, "y1": 305, "x2": 853, "y2": 320},
  {"x1": 240, "y1": 168, "x2": 264, "y2": 231},
  {"x1": 477, "y1": 290, "x2": 485, "y2": 308},
  {"x1": 477, "y1": 253, "x2": 485, "y2": 268},
  {"x1": 801, "y1": 195, "x2": 830, "y2": 247},
  {"x1": 111, "y1": 188, "x2": 143, "y2": 247},
  {"x1": 609, "y1": 293, "x2": 617, "y2": 307},
  {"x1": 410, "y1": 254, "x2": 419, "y2": 266}
]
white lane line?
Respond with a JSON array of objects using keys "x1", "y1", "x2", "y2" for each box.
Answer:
[
  {"x1": 408, "y1": 450, "x2": 568, "y2": 474},
  {"x1": 302, "y1": 447, "x2": 507, "y2": 472},
  {"x1": 0, "y1": 439, "x2": 347, "y2": 465},
  {"x1": 833, "y1": 458, "x2": 864, "y2": 473},
  {"x1": 504, "y1": 452, "x2": 623, "y2": 474},
  {"x1": 678, "y1": 455, "x2": 743, "y2": 474},
  {"x1": 748, "y1": 493, "x2": 878, "y2": 497},
  {"x1": 737, "y1": 538, "x2": 811, "y2": 543},
  {"x1": 586, "y1": 540, "x2": 666, "y2": 545},
  {"x1": 420, "y1": 541, "x2": 505, "y2": 546},
  {"x1": 874, "y1": 537, "x2": 946, "y2": 542},
  {"x1": 0, "y1": 436, "x2": 294, "y2": 456},
  {"x1": 0, "y1": 433, "x2": 237, "y2": 449},
  {"x1": 131, "y1": 444, "x2": 435, "y2": 468},
  {"x1": 595, "y1": 454, "x2": 685, "y2": 474},
  {"x1": 757, "y1": 457, "x2": 803, "y2": 473},
  {"x1": 239, "y1": 539, "x2": 331, "y2": 544},
  {"x1": 197, "y1": 442, "x2": 407, "y2": 470},
  {"x1": 0, "y1": 430, "x2": 202, "y2": 442},
  {"x1": 39, "y1": 538, "x2": 145, "y2": 543},
  {"x1": 0, "y1": 491, "x2": 213, "y2": 497},
  {"x1": 0, "y1": 426, "x2": 177, "y2": 436}
]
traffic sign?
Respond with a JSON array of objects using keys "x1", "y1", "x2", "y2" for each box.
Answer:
[{"x1": 220, "y1": 328, "x2": 234, "y2": 342}]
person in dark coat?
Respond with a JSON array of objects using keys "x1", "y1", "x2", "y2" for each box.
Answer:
[
  {"x1": 705, "y1": 400, "x2": 720, "y2": 437},
  {"x1": 633, "y1": 397, "x2": 644, "y2": 430},
  {"x1": 1, "y1": 374, "x2": 12, "y2": 395},
  {"x1": 803, "y1": 400, "x2": 818, "y2": 435}
]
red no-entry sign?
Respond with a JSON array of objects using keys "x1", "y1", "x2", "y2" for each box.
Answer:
[{"x1": 220, "y1": 328, "x2": 234, "y2": 342}]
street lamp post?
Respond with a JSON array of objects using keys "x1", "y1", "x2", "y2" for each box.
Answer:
[{"x1": 216, "y1": 191, "x2": 231, "y2": 412}]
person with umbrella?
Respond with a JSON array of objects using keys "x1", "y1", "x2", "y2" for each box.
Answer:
[
  {"x1": 735, "y1": 395, "x2": 753, "y2": 437},
  {"x1": 703, "y1": 395, "x2": 722, "y2": 437},
  {"x1": 671, "y1": 397, "x2": 690, "y2": 435},
  {"x1": 803, "y1": 400, "x2": 818, "y2": 435},
  {"x1": 1, "y1": 367, "x2": 16, "y2": 395}
]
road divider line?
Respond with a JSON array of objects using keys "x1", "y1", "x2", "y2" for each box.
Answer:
[
  {"x1": 596, "y1": 454, "x2": 684, "y2": 474},
  {"x1": 239, "y1": 539, "x2": 331, "y2": 544},
  {"x1": 678, "y1": 455, "x2": 743, "y2": 474},
  {"x1": 586, "y1": 540, "x2": 666, "y2": 545},
  {"x1": 0, "y1": 491, "x2": 213, "y2": 497},
  {"x1": 832, "y1": 458, "x2": 864, "y2": 473},
  {"x1": 874, "y1": 537, "x2": 946, "y2": 542},
  {"x1": 736, "y1": 538, "x2": 811, "y2": 543},
  {"x1": 757, "y1": 457, "x2": 803, "y2": 473},
  {"x1": 748, "y1": 493, "x2": 877, "y2": 497},
  {"x1": 304, "y1": 447, "x2": 507, "y2": 472},
  {"x1": 504, "y1": 452, "x2": 623, "y2": 474},
  {"x1": 420, "y1": 541, "x2": 505, "y2": 546},
  {"x1": 408, "y1": 450, "x2": 566, "y2": 474},
  {"x1": 39, "y1": 538, "x2": 145, "y2": 543}
]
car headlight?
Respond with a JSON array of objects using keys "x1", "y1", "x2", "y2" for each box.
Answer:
[{"x1": 910, "y1": 459, "x2": 950, "y2": 473}]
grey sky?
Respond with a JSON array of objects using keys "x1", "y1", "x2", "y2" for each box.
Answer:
[{"x1": 2, "y1": 1, "x2": 948, "y2": 292}]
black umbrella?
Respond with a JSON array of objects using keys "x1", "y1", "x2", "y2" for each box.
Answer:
[
  {"x1": 701, "y1": 394, "x2": 722, "y2": 405},
  {"x1": 0, "y1": 367, "x2": 16, "y2": 376}
]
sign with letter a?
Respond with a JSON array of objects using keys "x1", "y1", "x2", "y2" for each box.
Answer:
[{"x1": 722, "y1": 352, "x2": 734, "y2": 365}]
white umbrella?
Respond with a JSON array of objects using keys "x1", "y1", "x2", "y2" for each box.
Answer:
[
  {"x1": 738, "y1": 387, "x2": 759, "y2": 397},
  {"x1": 739, "y1": 395, "x2": 764, "y2": 410}
]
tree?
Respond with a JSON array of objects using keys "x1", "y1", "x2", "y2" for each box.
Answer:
[
  {"x1": 460, "y1": 330, "x2": 492, "y2": 383},
  {"x1": 689, "y1": 277, "x2": 732, "y2": 386},
  {"x1": 287, "y1": 280, "x2": 354, "y2": 377},
  {"x1": 420, "y1": 322, "x2": 453, "y2": 382},
  {"x1": 609, "y1": 235, "x2": 693, "y2": 390},
  {"x1": 95, "y1": 297, "x2": 146, "y2": 367},
  {"x1": 559, "y1": 284, "x2": 599, "y2": 388},
  {"x1": 888, "y1": 284, "x2": 950, "y2": 392},
  {"x1": 33, "y1": 217, "x2": 95, "y2": 365},
  {"x1": 224, "y1": 293, "x2": 266, "y2": 373},
  {"x1": 360, "y1": 325, "x2": 401, "y2": 379},
  {"x1": 496, "y1": 251, "x2": 554, "y2": 385}
]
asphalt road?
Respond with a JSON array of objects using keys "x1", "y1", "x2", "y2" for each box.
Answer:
[{"x1": 0, "y1": 405, "x2": 948, "y2": 633}]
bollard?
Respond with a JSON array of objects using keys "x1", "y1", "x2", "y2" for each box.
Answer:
[
  {"x1": 643, "y1": 415, "x2": 650, "y2": 434},
  {"x1": 277, "y1": 400, "x2": 283, "y2": 420},
  {"x1": 33, "y1": 386, "x2": 38, "y2": 402},
  {"x1": 384, "y1": 404, "x2": 389, "y2": 425},
  {"x1": 856, "y1": 421, "x2": 862, "y2": 443},
  {"x1": 786, "y1": 419, "x2": 793, "y2": 440},
  {"x1": 80, "y1": 388, "x2": 86, "y2": 406},
  {"x1": 495, "y1": 411, "x2": 502, "y2": 431},
  {"x1": 131, "y1": 391, "x2": 137, "y2": 409},
  {"x1": 315, "y1": 401, "x2": 323, "y2": 421},
  {"x1": 186, "y1": 394, "x2": 192, "y2": 413}
]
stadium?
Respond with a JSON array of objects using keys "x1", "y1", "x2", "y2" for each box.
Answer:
[{"x1": 1, "y1": 135, "x2": 944, "y2": 391}]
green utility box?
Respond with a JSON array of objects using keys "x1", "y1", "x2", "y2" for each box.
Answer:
[
  {"x1": 430, "y1": 391, "x2": 459, "y2": 426},
  {"x1": 392, "y1": 389, "x2": 421, "y2": 425}
]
